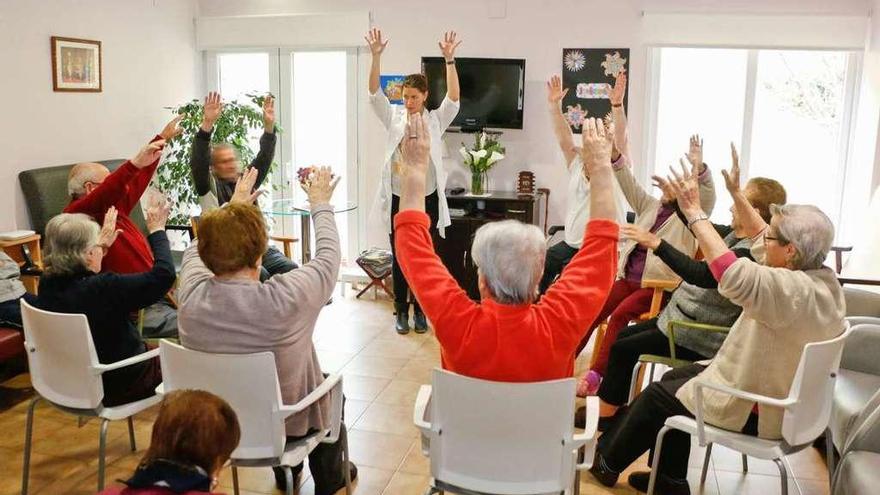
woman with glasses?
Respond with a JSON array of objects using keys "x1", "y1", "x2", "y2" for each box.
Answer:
[{"x1": 589, "y1": 145, "x2": 846, "y2": 495}]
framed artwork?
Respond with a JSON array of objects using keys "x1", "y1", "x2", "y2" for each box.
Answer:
[
  {"x1": 51, "y1": 36, "x2": 102, "y2": 92},
  {"x1": 380, "y1": 74, "x2": 405, "y2": 104},
  {"x1": 561, "y1": 48, "x2": 629, "y2": 133}
]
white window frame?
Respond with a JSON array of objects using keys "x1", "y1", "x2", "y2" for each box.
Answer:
[
  {"x1": 204, "y1": 47, "x2": 361, "y2": 260},
  {"x1": 643, "y1": 46, "x2": 863, "y2": 243}
]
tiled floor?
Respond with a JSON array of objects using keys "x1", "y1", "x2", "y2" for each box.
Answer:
[{"x1": 0, "y1": 291, "x2": 832, "y2": 494}]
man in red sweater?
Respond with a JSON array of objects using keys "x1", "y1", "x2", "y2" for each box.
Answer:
[
  {"x1": 64, "y1": 117, "x2": 181, "y2": 337},
  {"x1": 394, "y1": 115, "x2": 620, "y2": 382}
]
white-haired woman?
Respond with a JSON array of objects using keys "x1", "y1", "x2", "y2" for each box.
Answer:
[
  {"x1": 393, "y1": 114, "x2": 619, "y2": 382},
  {"x1": 589, "y1": 146, "x2": 846, "y2": 495},
  {"x1": 35, "y1": 205, "x2": 175, "y2": 406}
]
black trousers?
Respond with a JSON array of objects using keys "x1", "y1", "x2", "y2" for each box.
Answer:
[
  {"x1": 598, "y1": 363, "x2": 759, "y2": 480},
  {"x1": 597, "y1": 318, "x2": 708, "y2": 406},
  {"x1": 538, "y1": 240, "x2": 579, "y2": 294},
  {"x1": 390, "y1": 191, "x2": 439, "y2": 307},
  {"x1": 273, "y1": 425, "x2": 348, "y2": 495}
]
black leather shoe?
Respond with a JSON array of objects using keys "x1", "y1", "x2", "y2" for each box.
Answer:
[
  {"x1": 395, "y1": 303, "x2": 410, "y2": 335},
  {"x1": 588, "y1": 452, "x2": 619, "y2": 488},
  {"x1": 412, "y1": 307, "x2": 428, "y2": 333},
  {"x1": 627, "y1": 471, "x2": 691, "y2": 495}
]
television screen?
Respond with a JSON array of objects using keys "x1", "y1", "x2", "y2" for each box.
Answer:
[{"x1": 422, "y1": 57, "x2": 525, "y2": 130}]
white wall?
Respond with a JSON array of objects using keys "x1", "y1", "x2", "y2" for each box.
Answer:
[
  {"x1": 199, "y1": 0, "x2": 874, "y2": 250},
  {"x1": 0, "y1": 0, "x2": 200, "y2": 232}
]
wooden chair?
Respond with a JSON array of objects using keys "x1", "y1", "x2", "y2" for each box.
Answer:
[
  {"x1": 190, "y1": 216, "x2": 299, "y2": 258},
  {"x1": 588, "y1": 278, "x2": 680, "y2": 369}
]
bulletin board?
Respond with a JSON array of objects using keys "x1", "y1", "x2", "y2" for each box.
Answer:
[{"x1": 560, "y1": 48, "x2": 629, "y2": 133}]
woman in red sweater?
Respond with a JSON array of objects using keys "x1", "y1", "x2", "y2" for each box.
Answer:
[{"x1": 394, "y1": 115, "x2": 620, "y2": 382}]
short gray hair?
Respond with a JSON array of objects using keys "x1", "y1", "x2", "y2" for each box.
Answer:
[
  {"x1": 771, "y1": 204, "x2": 834, "y2": 271},
  {"x1": 67, "y1": 163, "x2": 107, "y2": 197},
  {"x1": 211, "y1": 143, "x2": 240, "y2": 162},
  {"x1": 43, "y1": 213, "x2": 100, "y2": 276},
  {"x1": 471, "y1": 220, "x2": 546, "y2": 304}
]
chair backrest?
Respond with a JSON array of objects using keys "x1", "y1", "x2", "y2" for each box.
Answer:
[
  {"x1": 20, "y1": 300, "x2": 105, "y2": 409},
  {"x1": 428, "y1": 369, "x2": 578, "y2": 494},
  {"x1": 781, "y1": 322, "x2": 852, "y2": 446},
  {"x1": 159, "y1": 340, "x2": 288, "y2": 460},
  {"x1": 18, "y1": 159, "x2": 146, "y2": 236},
  {"x1": 843, "y1": 287, "x2": 880, "y2": 318},
  {"x1": 839, "y1": 322, "x2": 880, "y2": 375}
]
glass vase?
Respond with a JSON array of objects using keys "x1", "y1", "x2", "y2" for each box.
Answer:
[{"x1": 471, "y1": 171, "x2": 487, "y2": 195}]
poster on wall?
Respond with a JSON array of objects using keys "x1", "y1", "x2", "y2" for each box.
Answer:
[
  {"x1": 51, "y1": 36, "x2": 102, "y2": 92},
  {"x1": 561, "y1": 48, "x2": 629, "y2": 133},
  {"x1": 380, "y1": 75, "x2": 405, "y2": 104}
]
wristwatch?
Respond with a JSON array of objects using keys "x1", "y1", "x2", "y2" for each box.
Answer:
[
  {"x1": 687, "y1": 214, "x2": 710, "y2": 228},
  {"x1": 445, "y1": 59, "x2": 455, "y2": 65}
]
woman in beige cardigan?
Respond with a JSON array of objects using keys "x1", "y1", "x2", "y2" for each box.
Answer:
[
  {"x1": 177, "y1": 167, "x2": 356, "y2": 495},
  {"x1": 589, "y1": 146, "x2": 845, "y2": 495}
]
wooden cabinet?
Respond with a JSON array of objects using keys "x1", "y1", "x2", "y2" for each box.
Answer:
[{"x1": 437, "y1": 190, "x2": 545, "y2": 300}]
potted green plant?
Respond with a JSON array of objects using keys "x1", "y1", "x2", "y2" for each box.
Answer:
[{"x1": 155, "y1": 93, "x2": 281, "y2": 226}]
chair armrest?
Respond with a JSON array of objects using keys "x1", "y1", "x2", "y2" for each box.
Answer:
[
  {"x1": 570, "y1": 397, "x2": 600, "y2": 470},
  {"x1": 413, "y1": 385, "x2": 433, "y2": 435},
  {"x1": 92, "y1": 347, "x2": 160, "y2": 374},
  {"x1": 642, "y1": 279, "x2": 680, "y2": 291},
  {"x1": 279, "y1": 373, "x2": 341, "y2": 418},
  {"x1": 692, "y1": 379, "x2": 795, "y2": 445},
  {"x1": 666, "y1": 320, "x2": 730, "y2": 361},
  {"x1": 846, "y1": 316, "x2": 880, "y2": 327},
  {"x1": 547, "y1": 225, "x2": 565, "y2": 237}
]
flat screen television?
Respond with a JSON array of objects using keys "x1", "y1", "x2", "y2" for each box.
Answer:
[{"x1": 421, "y1": 57, "x2": 525, "y2": 130}]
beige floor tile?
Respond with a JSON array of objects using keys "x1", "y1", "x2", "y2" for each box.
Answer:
[
  {"x1": 395, "y1": 358, "x2": 438, "y2": 384},
  {"x1": 216, "y1": 464, "x2": 279, "y2": 494},
  {"x1": 710, "y1": 445, "x2": 782, "y2": 476},
  {"x1": 353, "y1": 403, "x2": 419, "y2": 438},
  {"x1": 373, "y1": 379, "x2": 424, "y2": 406},
  {"x1": 318, "y1": 350, "x2": 357, "y2": 373},
  {"x1": 715, "y1": 470, "x2": 810, "y2": 495},
  {"x1": 786, "y1": 447, "x2": 830, "y2": 481},
  {"x1": 382, "y1": 471, "x2": 430, "y2": 494},
  {"x1": 347, "y1": 430, "x2": 412, "y2": 470},
  {"x1": 398, "y1": 440, "x2": 430, "y2": 476},
  {"x1": 342, "y1": 375, "x2": 391, "y2": 402},
  {"x1": 359, "y1": 337, "x2": 423, "y2": 360},
  {"x1": 342, "y1": 355, "x2": 409, "y2": 379},
  {"x1": 344, "y1": 399, "x2": 371, "y2": 425}
]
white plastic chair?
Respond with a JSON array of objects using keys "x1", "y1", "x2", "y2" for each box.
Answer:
[
  {"x1": 19, "y1": 299, "x2": 161, "y2": 494},
  {"x1": 826, "y1": 318, "x2": 880, "y2": 478},
  {"x1": 647, "y1": 322, "x2": 852, "y2": 495},
  {"x1": 413, "y1": 368, "x2": 599, "y2": 495},
  {"x1": 158, "y1": 340, "x2": 351, "y2": 495}
]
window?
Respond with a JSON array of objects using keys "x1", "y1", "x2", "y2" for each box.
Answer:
[
  {"x1": 207, "y1": 48, "x2": 359, "y2": 262},
  {"x1": 649, "y1": 47, "x2": 858, "y2": 234}
]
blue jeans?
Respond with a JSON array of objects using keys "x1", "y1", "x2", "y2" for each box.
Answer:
[
  {"x1": 0, "y1": 292, "x2": 37, "y2": 329},
  {"x1": 261, "y1": 245, "x2": 298, "y2": 280}
]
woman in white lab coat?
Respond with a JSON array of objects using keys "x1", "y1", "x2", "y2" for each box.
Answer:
[{"x1": 366, "y1": 28, "x2": 461, "y2": 334}]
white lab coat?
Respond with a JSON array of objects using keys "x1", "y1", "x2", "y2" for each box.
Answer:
[{"x1": 369, "y1": 89, "x2": 460, "y2": 238}]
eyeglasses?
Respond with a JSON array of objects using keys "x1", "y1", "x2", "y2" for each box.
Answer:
[{"x1": 764, "y1": 234, "x2": 788, "y2": 245}]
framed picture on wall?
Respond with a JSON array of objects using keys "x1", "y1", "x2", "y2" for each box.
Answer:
[{"x1": 51, "y1": 36, "x2": 102, "y2": 92}]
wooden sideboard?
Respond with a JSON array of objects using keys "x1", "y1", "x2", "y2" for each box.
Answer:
[{"x1": 437, "y1": 190, "x2": 546, "y2": 300}]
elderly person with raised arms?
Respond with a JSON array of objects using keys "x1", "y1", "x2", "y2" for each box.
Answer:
[
  {"x1": 539, "y1": 75, "x2": 627, "y2": 294},
  {"x1": 65, "y1": 121, "x2": 182, "y2": 338},
  {"x1": 588, "y1": 145, "x2": 845, "y2": 495},
  {"x1": 176, "y1": 167, "x2": 355, "y2": 495},
  {"x1": 574, "y1": 74, "x2": 717, "y2": 397},
  {"x1": 393, "y1": 114, "x2": 619, "y2": 382},
  {"x1": 35, "y1": 201, "x2": 174, "y2": 407}
]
